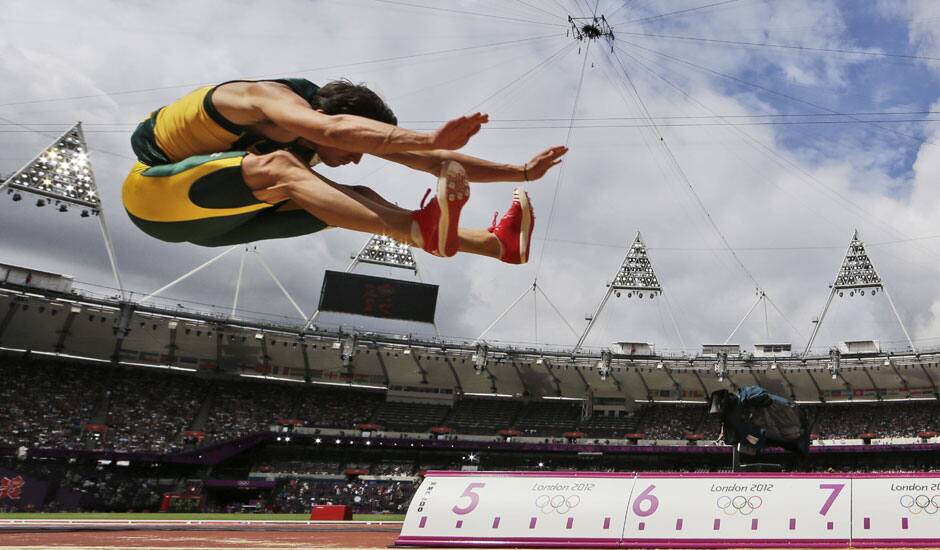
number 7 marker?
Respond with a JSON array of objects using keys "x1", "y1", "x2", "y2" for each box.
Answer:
[{"x1": 818, "y1": 483, "x2": 845, "y2": 516}]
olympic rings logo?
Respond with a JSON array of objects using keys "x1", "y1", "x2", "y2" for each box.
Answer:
[
  {"x1": 716, "y1": 495, "x2": 763, "y2": 516},
  {"x1": 535, "y1": 494, "x2": 581, "y2": 514},
  {"x1": 899, "y1": 495, "x2": 940, "y2": 515}
]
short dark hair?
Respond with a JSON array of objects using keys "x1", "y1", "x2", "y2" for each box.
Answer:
[{"x1": 313, "y1": 80, "x2": 397, "y2": 126}]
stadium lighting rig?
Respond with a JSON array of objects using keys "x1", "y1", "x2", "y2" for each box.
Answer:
[
  {"x1": 834, "y1": 232, "x2": 881, "y2": 297},
  {"x1": 829, "y1": 348, "x2": 841, "y2": 380},
  {"x1": 715, "y1": 352, "x2": 728, "y2": 382},
  {"x1": 0, "y1": 122, "x2": 125, "y2": 299},
  {"x1": 352, "y1": 234, "x2": 417, "y2": 271},
  {"x1": 575, "y1": 232, "x2": 671, "y2": 352},
  {"x1": 472, "y1": 342, "x2": 488, "y2": 375},
  {"x1": 340, "y1": 333, "x2": 357, "y2": 368},
  {"x1": 1, "y1": 123, "x2": 100, "y2": 211},
  {"x1": 597, "y1": 349, "x2": 612, "y2": 381},
  {"x1": 803, "y1": 230, "x2": 915, "y2": 357}
]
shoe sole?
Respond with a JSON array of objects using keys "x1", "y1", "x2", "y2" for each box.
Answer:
[
  {"x1": 437, "y1": 160, "x2": 469, "y2": 257},
  {"x1": 518, "y1": 190, "x2": 533, "y2": 264}
]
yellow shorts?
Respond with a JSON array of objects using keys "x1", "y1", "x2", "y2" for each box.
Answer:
[{"x1": 122, "y1": 151, "x2": 327, "y2": 247}]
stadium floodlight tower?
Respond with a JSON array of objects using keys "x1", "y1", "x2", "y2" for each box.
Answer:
[
  {"x1": 573, "y1": 232, "x2": 682, "y2": 353},
  {"x1": 0, "y1": 123, "x2": 125, "y2": 299},
  {"x1": 302, "y1": 234, "x2": 419, "y2": 331},
  {"x1": 802, "y1": 230, "x2": 915, "y2": 357},
  {"x1": 346, "y1": 234, "x2": 417, "y2": 273}
]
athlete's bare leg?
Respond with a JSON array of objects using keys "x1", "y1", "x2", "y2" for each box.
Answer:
[
  {"x1": 242, "y1": 151, "x2": 501, "y2": 258},
  {"x1": 346, "y1": 184, "x2": 500, "y2": 259},
  {"x1": 243, "y1": 151, "x2": 416, "y2": 244}
]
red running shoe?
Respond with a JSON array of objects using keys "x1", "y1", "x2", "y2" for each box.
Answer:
[
  {"x1": 488, "y1": 188, "x2": 534, "y2": 264},
  {"x1": 411, "y1": 160, "x2": 469, "y2": 257}
]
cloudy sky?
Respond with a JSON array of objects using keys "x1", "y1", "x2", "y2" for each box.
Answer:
[{"x1": 1, "y1": 0, "x2": 939, "y2": 355}]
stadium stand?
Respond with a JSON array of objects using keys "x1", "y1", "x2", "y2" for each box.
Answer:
[
  {"x1": 101, "y1": 370, "x2": 205, "y2": 453},
  {"x1": 445, "y1": 398, "x2": 523, "y2": 434},
  {"x1": 4, "y1": 356, "x2": 940, "y2": 460},
  {"x1": 513, "y1": 401, "x2": 582, "y2": 436},
  {"x1": 578, "y1": 412, "x2": 639, "y2": 438},
  {"x1": 372, "y1": 400, "x2": 450, "y2": 432},
  {"x1": 292, "y1": 387, "x2": 383, "y2": 428},
  {"x1": 0, "y1": 360, "x2": 99, "y2": 450},
  {"x1": 637, "y1": 404, "x2": 707, "y2": 440},
  {"x1": 269, "y1": 478, "x2": 415, "y2": 514},
  {"x1": 201, "y1": 379, "x2": 287, "y2": 444}
]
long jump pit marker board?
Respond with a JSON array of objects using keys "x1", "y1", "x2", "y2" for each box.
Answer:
[{"x1": 395, "y1": 471, "x2": 940, "y2": 548}]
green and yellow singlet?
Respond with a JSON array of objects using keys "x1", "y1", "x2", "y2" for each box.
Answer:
[{"x1": 122, "y1": 79, "x2": 327, "y2": 247}]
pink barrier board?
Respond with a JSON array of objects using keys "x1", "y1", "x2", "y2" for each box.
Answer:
[{"x1": 394, "y1": 471, "x2": 940, "y2": 548}]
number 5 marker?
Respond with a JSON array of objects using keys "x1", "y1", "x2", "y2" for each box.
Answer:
[{"x1": 452, "y1": 482, "x2": 486, "y2": 515}]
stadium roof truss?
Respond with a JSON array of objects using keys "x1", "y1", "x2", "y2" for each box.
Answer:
[{"x1": 802, "y1": 230, "x2": 915, "y2": 357}]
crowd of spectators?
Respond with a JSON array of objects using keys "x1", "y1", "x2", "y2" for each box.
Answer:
[
  {"x1": 3, "y1": 357, "x2": 940, "y2": 456},
  {"x1": 637, "y1": 405, "x2": 707, "y2": 440},
  {"x1": 269, "y1": 478, "x2": 414, "y2": 514},
  {"x1": 253, "y1": 461, "x2": 341, "y2": 476},
  {"x1": 374, "y1": 401, "x2": 450, "y2": 432},
  {"x1": 579, "y1": 413, "x2": 639, "y2": 438},
  {"x1": 0, "y1": 459, "x2": 169, "y2": 512},
  {"x1": 513, "y1": 401, "x2": 582, "y2": 436},
  {"x1": 292, "y1": 388, "x2": 382, "y2": 428},
  {"x1": 369, "y1": 462, "x2": 415, "y2": 476},
  {"x1": 0, "y1": 360, "x2": 100, "y2": 450},
  {"x1": 444, "y1": 399, "x2": 522, "y2": 435},
  {"x1": 100, "y1": 370, "x2": 205, "y2": 453}
]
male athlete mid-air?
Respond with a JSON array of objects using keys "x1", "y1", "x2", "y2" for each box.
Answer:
[{"x1": 122, "y1": 78, "x2": 567, "y2": 263}]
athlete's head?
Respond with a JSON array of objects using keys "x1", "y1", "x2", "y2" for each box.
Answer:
[
  {"x1": 314, "y1": 79, "x2": 397, "y2": 125},
  {"x1": 311, "y1": 79, "x2": 398, "y2": 166}
]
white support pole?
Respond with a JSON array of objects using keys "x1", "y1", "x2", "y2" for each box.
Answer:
[
  {"x1": 764, "y1": 293, "x2": 807, "y2": 342},
  {"x1": 254, "y1": 249, "x2": 308, "y2": 322},
  {"x1": 802, "y1": 286, "x2": 837, "y2": 358},
  {"x1": 725, "y1": 292, "x2": 763, "y2": 345},
  {"x1": 139, "y1": 246, "x2": 238, "y2": 303},
  {"x1": 478, "y1": 283, "x2": 534, "y2": 341},
  {"x1": 536, "y1": 284, "x2": 580, "y2": 339},
  {"x1": 95, "y1": 211, "x2": 126, "y2": 301},
  {"x1": 574, "y1": 286, "x2": 615, "y2": 352},
  {"x1": 302, "y1": 310, "x2": 321, "y2": 333},
  {"x1": 661, "y1": 292, "x2": 687, "y2": 351},
  {"x1": 763, "y1": 297, "x2": 770, "y2": 341},
  {"x1": 533, "y1": 284, "x2": 539, "y2": 344},
  {"x1": 881, "y1": 285, "x2": 918, "y2": 354},
  {"x1": 231, "y1": 247, "x2": 248, "y2": 318}
]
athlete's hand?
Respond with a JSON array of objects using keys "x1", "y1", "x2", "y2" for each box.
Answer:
[
  {"x1": 522, "y1": 145, "x2": 568, "y2": 181},
  {"x1": 430, "y1": 113, "x2": 488, "y2": 150}
]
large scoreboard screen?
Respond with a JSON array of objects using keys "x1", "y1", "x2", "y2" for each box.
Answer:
[{"x1": 318, "y1": 271, "x2": 438, "y2": 323}]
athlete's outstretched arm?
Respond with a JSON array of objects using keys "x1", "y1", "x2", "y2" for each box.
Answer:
[
  {"x1": 252, "y1": 85, "x2": 486, "y2": 154},
  {"x1": 379, "y1": 145, "x2": 567, "y2": 183}
]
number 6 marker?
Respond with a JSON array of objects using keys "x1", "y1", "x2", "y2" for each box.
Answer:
[
  {"x1": 452, "y1": 482, "x2": 486, "y2": 515},
  {"x1": 632, "y1": 484, "x2": 659, "y2": 517}
]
